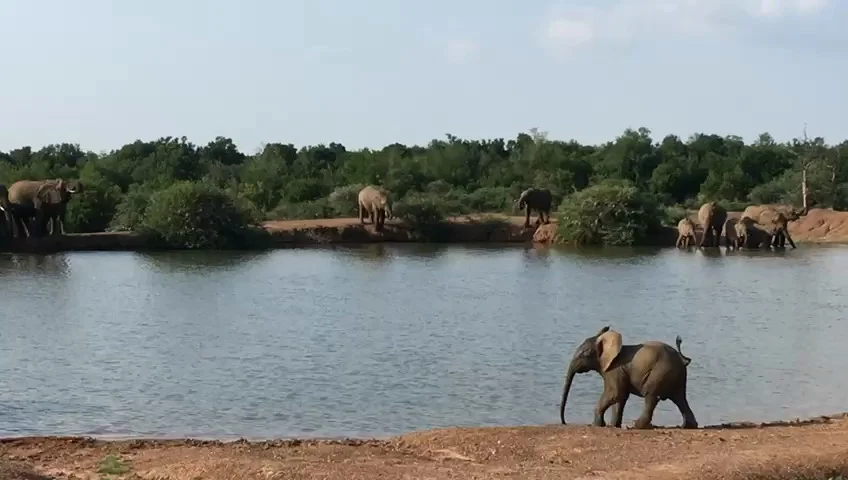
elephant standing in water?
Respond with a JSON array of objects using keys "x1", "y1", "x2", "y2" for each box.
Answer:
[
  {"x1": 358, "y1": 185, "x2": 393, "y2": 231},
  {"x1": 723, "y1": 217, "x2": 740, "y2": 250},
  {"x1": 0, "y1": 184, "x2": 18, "y2": 238},
  {"x1": 697, "y1": 202, "x2": 727, "y2": 248},
  {"x1": 739, "y1": 204, "x2": 807, "y2": 249},
  {"x1": 737, "y1": 211, "x2": 796, "y2": 249},
  {"x1": 559, "y1": 326, "x2": 698, "y2": 430},
  {"x1": 8, "y1": 179, "x2": 82, "y2": 237},
  {"x1": 675, "y1": 218, "x2": 696, "y2": 248},
  {"x1": 517, "y1": 187, "x2": 552, "y2": 228}
]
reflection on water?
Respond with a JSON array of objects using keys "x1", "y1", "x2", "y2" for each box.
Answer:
[{"x1": 0, "y1": 244, "x2": 846, "y2": 439}]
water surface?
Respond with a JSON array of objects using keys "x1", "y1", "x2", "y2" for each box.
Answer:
[{"x1": 0, "y1": 244, "x2": 845, "y2": 439}]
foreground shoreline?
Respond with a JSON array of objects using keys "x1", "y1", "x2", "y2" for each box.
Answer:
[
  {"x1": 3, "y1": 208, "x2": 848, "y2": 253},
  {"x1": 3, "y1": 413, "x2": 848, "y2": 479}
]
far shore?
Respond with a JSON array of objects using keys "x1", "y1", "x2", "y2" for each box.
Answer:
[
  {"x1": 1, "y1": 208, "x2": 848, "y2": 253},
  {"x1": 3, "y1": 412, "x2": 848, "y2": 479}
]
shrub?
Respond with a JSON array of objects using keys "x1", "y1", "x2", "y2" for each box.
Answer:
[
  {"x1": 557, "y1": 180, "x2": 664, "y2": 246},
  {"x1": 65, "y1": 183, "x2": 122, "y2": 233},
  {"x1": 269, "y1": 199, "x2": 334, "y2": 220},
  {"x1": 140, "y1": 181, "x2": 258, "y2": 249},
  {"x1": 663, "y1": 205, "x2": 688, "y2": 225},
  {"x1": 327, "y1": 183, "x2": 366, "y2": 217},
  {"x1": 109, "y1": 190, "x2": 151, "y2": 232},
  {"x1": 393, "y1": 192, "x2": 448, "y2": 226}
]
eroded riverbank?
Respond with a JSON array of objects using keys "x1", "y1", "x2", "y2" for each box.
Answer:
[
  {"x1": 4, "y1": 207, "x2": 848, "y2": 252},
  {"x1": 4, "y1": 413, "x2": 848, "y2": 480}
]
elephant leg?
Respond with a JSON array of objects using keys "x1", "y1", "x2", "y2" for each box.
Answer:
[
  {"x1": 670, "y1": 392, "x2": 698, "y2": 429},
  {"x1": 543, "y1": 210, "x2": 550, "y2": 225},
  {"x1": 785, "y1": 230, "x2": 796, "y2": 249},
  {"x1": 612, "y1": 394, "x2": 630, "y2": 428},
  {"x1": 592, "y1": 387, "x2": 619, "y2": 427},
  {"x1": 632, "y1": 395, "x2": 659, "y2": 429},
  {"x1": 697, "y1": 226, "x2": 707, "y2": 248},
  {"x1": 359, "y1": 204, "x2": 366, "y2": 224},
  {"x1": 523, "y1": 209, "x2": 531, "y2": 228},
  {"x1": 369, "y1": 208, "x2": 375, "y2": 225},
  {"x1": 675, "y1": 234, "x2": 682, "y2": 248}
]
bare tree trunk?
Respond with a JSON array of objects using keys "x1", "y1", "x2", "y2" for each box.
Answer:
[{"x1": 802, "y1": 166, "x2": 808, "y2": 211}]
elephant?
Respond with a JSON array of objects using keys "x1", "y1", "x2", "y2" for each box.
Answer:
[
  {"x1": 516, "y1": 187, "x2": 552, "y2": 228},
  {"x1": 723, "y1": 217, "x2": 740, "y2": 250},
  {"x1": 358, "y1": 185, "x2": 392, "y2": 231},
  {"x1": 0, "y1": 184, "x2": 18, "y2": 239},
  {"x1": 740, "y1": 204, "x2": 806, "y2": 249},
  {"x1": 675, "y1": 218, "x2": 697, "y2": 248},
  {"x1": 8, "y1": 179, "x2": 82, "y2": 237},
  {"x1": 737, "y1": 212, "x2": 795, "y2": 249},
  {"x1": 559, "y1": 326, "x2": 698, "y2": 430},
  {"x1": 697, "y1": 201, "x2": 727, "y2": 248}
]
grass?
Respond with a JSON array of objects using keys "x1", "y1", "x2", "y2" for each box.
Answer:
[{"x1": 96, "y1": 454, "x2": 131, "y2": 476}]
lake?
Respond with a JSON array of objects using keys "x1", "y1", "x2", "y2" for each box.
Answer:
[{"x1": 0, "y1": 244, "x2": 845, "y2": 440}]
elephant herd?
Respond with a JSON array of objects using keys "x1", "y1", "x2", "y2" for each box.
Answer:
[
  {"x1": 356, "y1": 185, "x2": 554, "y2": 231},
  {"x1": 0, "y1": 178, "x2": 82, "y2": 239},
  {"x1": 676, "y1": 201, "x2": 805, "y2": 250}
]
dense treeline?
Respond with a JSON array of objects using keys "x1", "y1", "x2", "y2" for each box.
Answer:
[{"x1": 0, "y1": 127, "x2": 841, "y2": 247}]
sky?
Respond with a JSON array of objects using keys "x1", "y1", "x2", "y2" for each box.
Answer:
[{"x1": 0, "y1": 0, "x2": 845, "y2": 154}]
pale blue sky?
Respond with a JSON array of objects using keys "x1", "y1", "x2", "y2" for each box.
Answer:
[{"x1": 0, "y1": 0, "x2": 844, "y2": 153}]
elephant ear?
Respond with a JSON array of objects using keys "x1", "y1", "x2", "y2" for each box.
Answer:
[{"x1": 595, "y1": 330, "x2": 623, "y2": 372}]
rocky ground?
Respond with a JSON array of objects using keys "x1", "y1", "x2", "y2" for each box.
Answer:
[{"x1": 3, "y1": 414, "x2": 848, "y2": 479}]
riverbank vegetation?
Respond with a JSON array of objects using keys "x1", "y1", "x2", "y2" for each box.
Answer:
[{"x1": 1, "y1": 127, "x2": 841, "y2": 247}]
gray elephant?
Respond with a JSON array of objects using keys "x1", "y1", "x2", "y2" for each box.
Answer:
[
  {"x1": 737, "y1": 212, "x2": 795, "y2": 249},
  {"x1": 675, "y1": 218, "x2": 696, "y2": 248},
  {"x1": 517, "y1": 187, "x2": 552, "y2": 228},
  {"x1": 740, "y1": 204, "x2": 805, "y2": 249},
  {"x1": 8, "y1": 179, "x2": 82, "y2": 237},
  {"x1": 559, "y1": 326, "x2": 698, "y2": 430},
  {"x1": 358, "y1": 185, "x2": 392, "y2": 231},
  {"x1": 697, "y1": 201, "x2": 727, "y2": 248},
  {"x1": 723, "y1": 217, "x2": 740, "y2": 250},
  {"x1": 0, "y1": 184, "x2": 18, "y2": 238}
]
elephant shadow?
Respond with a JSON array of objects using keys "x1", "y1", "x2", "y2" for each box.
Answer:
[{"x1": 0, "y1": 253, "x2": 70, "y2": 276}]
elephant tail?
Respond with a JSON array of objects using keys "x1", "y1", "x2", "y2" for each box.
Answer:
[{"x1": 675, "y1": 335, "x2": 691, "y2": 367}]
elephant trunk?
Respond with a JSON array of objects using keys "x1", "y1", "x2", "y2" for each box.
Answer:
[{"x1": 559, "y1": 364, "x2": 577, "y2": 425}]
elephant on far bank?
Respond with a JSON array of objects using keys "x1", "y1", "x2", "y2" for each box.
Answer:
[
  {"x1": 559, "y1": 326, "x2": 697, "y2": 430},
  {"x1": 675, "y1": 218, "x2": 696, "y2": 248},
  {"x1": 516, "y1": 187, "x2": 552, "y2": 228},
  {"x1": 8, "y1": 179, "x2": 82, "y2": 237},
  {"x1": 358, "y1": 185, "x2": 393, "y2": 231},
  {"x1": 697, "y1": 201, "x2": 727, "y2": 248}
]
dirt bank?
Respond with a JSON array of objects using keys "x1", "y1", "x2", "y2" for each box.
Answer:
[
  {"x1": 3, "y1": 208, "x2": 848, "y2": 253},
  {"x1": 4, "y1": 414, "x2": 848, "y2": 480}
]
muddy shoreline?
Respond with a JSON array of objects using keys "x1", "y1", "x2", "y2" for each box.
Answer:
[
  {"x1": 3, "y1": 412, "x2": 848, "y2": 479},
  {"x1": 2, "y1": 208, "x2": 848, "y2": 253}
]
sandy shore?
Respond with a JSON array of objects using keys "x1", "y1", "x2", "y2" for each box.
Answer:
[{"x1": 3, "y1": 414, "x2": 848, "y2": 479}]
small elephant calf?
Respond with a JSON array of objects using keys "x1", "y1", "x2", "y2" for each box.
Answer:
[
  {"x1": 559, "y1": 326, "x2": 698, "y2": 430},
  {"x1": 675, "y1": 218, "x2": 697, "y2": 248}
]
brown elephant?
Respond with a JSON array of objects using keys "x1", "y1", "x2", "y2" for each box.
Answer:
[
  {"x1": 737, "y1": 211, "x2": 796, "y2": 249},
  {"x1": 358, "y1": 185, "x2": 392, "y2": 231},
  {"x1": 675, "y1": 218, "x2": 696, "y2": 248},
  {"x1": 8, "y1": 179, "x2": 82, "y2": 237},
  {"x1": 723, "y1": 217, "x2": 740, "y2": 250},
  {"x1": 559, "y1": 326, "x2": 698, "y2": 430},
  {"x1": 516, "y1": 187, "x2": 553, "y2": 228},
  {"x1": 740, "y1": 204, "x2": 806, "y2": 249},
  {"x1": 0, "y1": 184, "x2": 18, "y2": 238},
  {"x1": 697, "y1": 202, "x2": 727, "y2": 248}
]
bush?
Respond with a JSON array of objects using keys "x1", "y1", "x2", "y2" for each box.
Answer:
[
  {"x1": 140, "y1": 181, "x2": 258, "y2": 249},
  {"x1": 557, "y1": 180, "x2": 664, "y2": 246},
  {"x1": 327, "y1": 184, "x2": 365, "y2": 217},
  {"x1": 109, "y1": 190, "x2": 151, "y2": 231},
  {"x1": 65, "y1": 183, "x2": 122, "y2": 233},
  {"x1": 269, "y1": 199, "x2": 334, "y2": 220},
  {"x1": 663, "y1": 205, "x2": 688, "y2": 225},
  {"x1": 393, "y1": 192, "x2": 448, "y2": 226}
]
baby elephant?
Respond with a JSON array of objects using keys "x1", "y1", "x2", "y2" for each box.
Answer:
[
  {"x1": 559, "y1": 326, "x2": 698, "y2": 430},
  {"x1": 675, "y1": 218, "x2": 697, "y2": 248}
]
